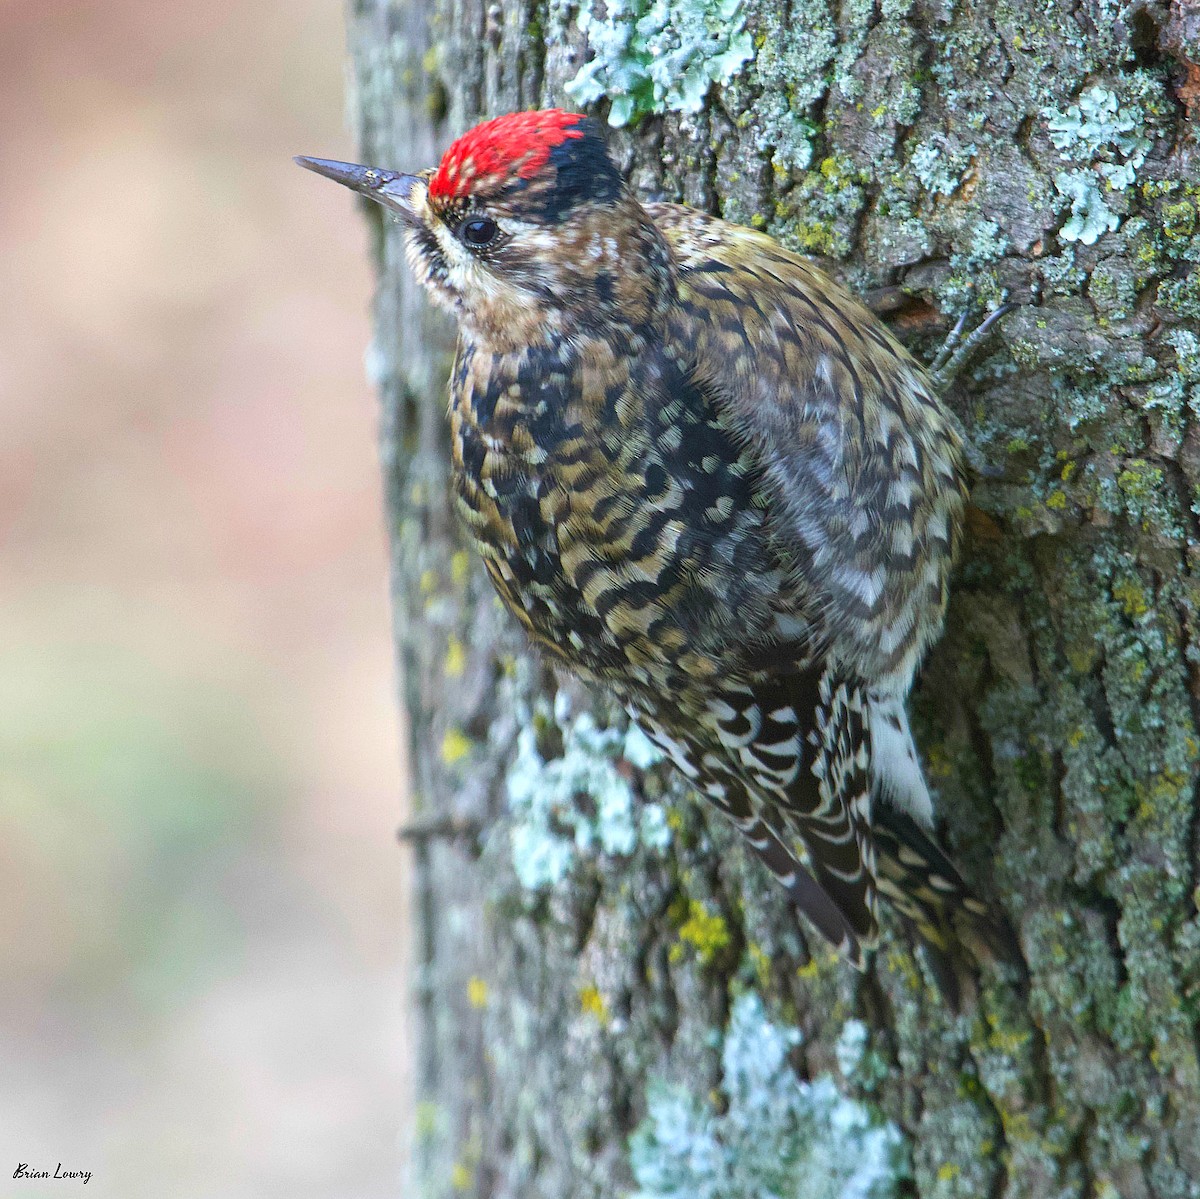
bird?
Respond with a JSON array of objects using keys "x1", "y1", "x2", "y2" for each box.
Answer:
[{"x1": 296, "y1": 109, "x2": 999, "y2": 975}]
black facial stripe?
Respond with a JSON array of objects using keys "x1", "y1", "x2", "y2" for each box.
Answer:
[{"x1": 409, "y1": 224, "x2": 445, "y2": 275}]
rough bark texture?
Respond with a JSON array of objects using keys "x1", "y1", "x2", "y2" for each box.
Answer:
[{"x1": 347, "y1": 1, "x2": 1200, "y2": 1195}]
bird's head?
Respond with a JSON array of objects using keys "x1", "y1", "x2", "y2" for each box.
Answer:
[{"x1": 298, "y1": 110, "x2": 671, "y2": 350}]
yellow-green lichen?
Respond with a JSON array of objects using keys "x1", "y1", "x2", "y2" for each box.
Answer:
[
  {"x1": 444, "y1": 633, "x2": 466, "y2": 677},
  {"x1": 441, "y1": 727, "x2": 473, "y2": 765},
  {"x1": 1162, "y1": 200, "x2": 1196, "y2": 241},
  {"x1": 578, "y1": 983, "x2": 610, "y2": 1023},
  {"x1": 673, "y1": 899, "x2": 731, "y2": 963}
]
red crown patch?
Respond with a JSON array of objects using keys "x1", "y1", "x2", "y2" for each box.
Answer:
[{"x1": 428, "y1": 109, "x2": 586, "y2": 200}]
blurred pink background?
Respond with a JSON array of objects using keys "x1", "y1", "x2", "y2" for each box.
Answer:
[{"x1": 0, "y1": 2, "x2": 411, "y2": 1195}]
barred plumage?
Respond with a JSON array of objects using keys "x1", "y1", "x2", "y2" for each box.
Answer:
[{"x1": 298, "y1": 110, "x2": 998, "y2": 976}]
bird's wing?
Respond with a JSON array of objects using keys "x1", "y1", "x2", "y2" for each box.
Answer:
[
  {"x1": 634, "y1": 668, "x2": 876, "y2": 962},
  {"x1": 649, "y1": 202, "x2": 966, "y2": 689},
  {"x1": 640, "y1": 202, "x2": 971, "y2": 958},
  {"x1": 701, "y1": 666, "x2": 880, "y2": 955}
]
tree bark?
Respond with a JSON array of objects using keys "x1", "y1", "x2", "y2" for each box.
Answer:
[{"x1": 347, "y1": 1, "x2": 1200, "y2": 1194}]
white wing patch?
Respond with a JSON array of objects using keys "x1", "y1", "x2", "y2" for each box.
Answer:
[{"x1": 868, "y1": 694, "x2": 933, "y2": 826}]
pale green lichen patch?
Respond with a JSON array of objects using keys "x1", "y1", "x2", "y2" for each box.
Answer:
[
  {"x1": 1050, "y1": 169, "x2": 1122, "y2": 246},
  {"x1": 1044, "y1": 83, "x2": 1154, "y2": 244},
  {"x1": 739, "y1": 0, "x2": 836, "y2": 172},
  {"x1": 943, "y1": 217, "x2": 1011, "y2": 308},
  {"x1": 566, "y1": 0, "x2": 754, "y2": 126},
  {"x1": 835, "y1": 1018, "x2": 890, "y2": 1092},
  {"x1": 629, "y1": 994, "x2": 906, "y2": 1198},
  {"x1": 908, "y1": 136, "x2": 977, "y2": 200},
  {"x1": 505, "y1": 702, "x2": 670, "y2": 890}
]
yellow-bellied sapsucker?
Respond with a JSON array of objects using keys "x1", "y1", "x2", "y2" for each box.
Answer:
[{"x1": 298, "y1": 109, "x2": 997, "y2": 973}]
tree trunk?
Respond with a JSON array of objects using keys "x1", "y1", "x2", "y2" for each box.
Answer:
[{"x1": 347, "y1": 1, "x2": 1200, "y2": 1195}]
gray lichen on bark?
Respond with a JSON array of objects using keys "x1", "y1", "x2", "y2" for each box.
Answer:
[{"x1": 346, "y1": 0, "x2": 1200, "y2": 1194}]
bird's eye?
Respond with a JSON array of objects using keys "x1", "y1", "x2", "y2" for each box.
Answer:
[{"x1": 458, "y1": 216, "x2": 500, "y2": 247}]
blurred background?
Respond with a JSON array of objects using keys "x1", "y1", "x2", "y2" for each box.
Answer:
[{"x1": 0, "y1": 2, "x2": 410, "y2": 1195}]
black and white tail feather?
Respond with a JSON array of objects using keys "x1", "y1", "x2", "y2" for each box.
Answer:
[{"x1": 634, "y1": 661, "x2": 1007, "y2": 992}]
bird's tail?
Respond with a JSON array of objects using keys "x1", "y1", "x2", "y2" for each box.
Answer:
[
  {"x1": 740, "y1": 810, "x2": 870, "y2": 967},
  {"x1": 872, "y1": 803, "x2": 1019, "y2": 1003}
]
